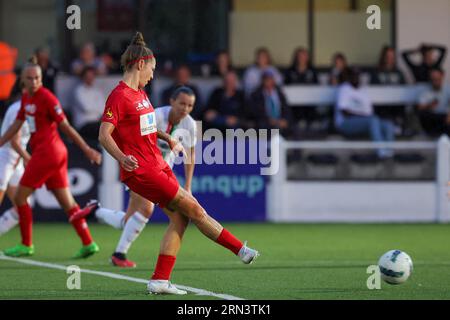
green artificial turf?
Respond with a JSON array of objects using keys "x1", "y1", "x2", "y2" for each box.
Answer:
[{"x1": 1, "y1": 223, "x2": 449, "y2": 300}]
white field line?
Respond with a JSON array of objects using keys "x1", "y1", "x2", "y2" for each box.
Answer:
[{"x1": 0, "y1": 254, "x2": 244, "y2": 300}]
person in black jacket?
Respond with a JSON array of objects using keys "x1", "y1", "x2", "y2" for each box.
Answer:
[
  {"x1": 248, "y1": 70, "x2": 295, "y2": 138},
  {"x1": 402, "y1": 43, "x2": 447, "y2": 82},
  {"x1": 371, "y1": 46, "x2": 406, "y2": 85},
  {"x1": 284, "y1": 47, "x2": 317, "y2": 85},
  {"x1": 371, "y1": 46, "x2": 407, "y2": 132},
  {"x1": 161, "y1": 64, "x2": 202, "y2": 119},
  {"x1": 203, "y1": 70, "x2": 249, "y2": 132}
]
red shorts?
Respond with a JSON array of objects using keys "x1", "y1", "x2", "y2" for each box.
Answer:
[
  {"x1": 20, "y1": 151, "x2": 69, "y2": 190},
  {"x1": 124, "y1": 165, "x2": 179, "y2": 208}
]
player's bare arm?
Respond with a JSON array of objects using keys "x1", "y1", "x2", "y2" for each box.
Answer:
[
  {"x1": 184, "y1": 146, "x2": 195, "y2": 193},
  {"x1": 10, "y1": 129, "x2": 31, "y2": 165},
  {"x1": 99, "y1": 121, "x2": 138, "y2": 172},
  {"x1": 0, "y1": 119, "x2": 24, "y2": 147},
  {"x1": 157, "y1": 129, "x2": 186, "y2": 158},
  {"x1": 58, "y1": 119, "x2": 102, "y2": 165}
]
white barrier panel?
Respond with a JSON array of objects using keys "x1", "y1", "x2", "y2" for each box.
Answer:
[
  {"x1": 267, "y1": 135, "x2": 450, "y2": 223},
  {"x1": 267, "y1": 182, "x2": 438, "y2": 223},
  {"x1": 282, "y1": 84, "x2": 428, "y2": 106},
  {"x1": 55, "y1": 75, "x2": 222, "y2": 108}
]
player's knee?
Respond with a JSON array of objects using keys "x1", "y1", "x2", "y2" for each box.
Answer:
[
  {"x1": 136, "y1": 205, "x2": 153, "y2": 218},
  {"x1": 14, "y1": 193, "x2": 26, "y2": 206},
  {"x1": 189, "y1": 203, "x2": 207, "y2": 222}
]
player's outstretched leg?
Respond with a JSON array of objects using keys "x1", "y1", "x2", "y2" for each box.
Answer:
[
  {"x1": 3, "y1": 186, "x2": 35, "y2": 257},
  {"x1": 0, "y1": 185, "x2": 22, "y2": 237},
  {"x1": 0, "y1": 208, "x2": 19, "y2": 237},
  {"x1": 71, "y1": 192, "x2": 153, "y2": 267},
  {"x1": 51, "y1": 188, "x2": 99, "y2": 258},
  {"x1": 147, "y1": 209, "x2": 189, "y2": 295},
  {"x1": 166, "y1": 187, "x2": 260, "y2": 264}
]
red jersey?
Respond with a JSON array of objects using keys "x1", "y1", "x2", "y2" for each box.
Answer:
[
  {"x1": 102, "y1": 81, "x2": 167, "y2": 182},
  {"x1": 17, "y1": 86, "x2": 67, "y2": 158}
]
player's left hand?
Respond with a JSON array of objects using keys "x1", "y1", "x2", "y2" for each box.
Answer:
[
  {"x1": 169, "y1": 139, "x2": 187, "y2": 159},
  {"x1": 85, "y1": 147, "x2": 102, "y2": 165}
]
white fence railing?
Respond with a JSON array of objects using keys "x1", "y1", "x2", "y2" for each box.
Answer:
[{"x1": 267, "y1": 135, "x2": 450, "y2": 223}]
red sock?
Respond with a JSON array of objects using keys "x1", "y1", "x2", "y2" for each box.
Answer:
[
  {"x1": 216, "y1": 228, "x2": 243, "y2": 255},
  {"x1": 17, "y1": 203, "x2": 33, "y2": 246},
  {"x1": 67, "y1": 206, "x2": 93, "y2": 246},
  {"x1": 151, "y1": 254, "x2": 177, "y2": 280}
]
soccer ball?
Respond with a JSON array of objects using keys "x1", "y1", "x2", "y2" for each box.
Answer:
[{"x1": 378, "y1": 250, "x2": 413, "y2": 285}]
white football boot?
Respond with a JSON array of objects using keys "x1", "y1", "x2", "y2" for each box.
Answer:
[
  {"x1": 238, "y1": 241, "x2": 260, "y2": 264},
  {"x1": 147, "y1": 280, "x2": 187, "y2": 295}
]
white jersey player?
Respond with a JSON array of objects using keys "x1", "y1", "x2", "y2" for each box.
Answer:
[
  {"x1": 0, "y1": 99, "x2": 31, "y2": 236},
  {"x1": 72, "y1": 86, "x2": 197, "y2": 268}
]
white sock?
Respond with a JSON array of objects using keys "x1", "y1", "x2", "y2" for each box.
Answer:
[
  {"x1": 115, "y1": 211, "x2": 148, "y2": 254},
  {"x1": 0, "y1": 208, "x2": 19, "y2": 236},
  {"x1": 95, "y1": 207, "x2": 126, "y2": 229}
]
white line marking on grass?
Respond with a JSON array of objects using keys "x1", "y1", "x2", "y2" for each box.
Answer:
[{"x1": 0, "y1": 254, "x2": 244, "y2": 300}]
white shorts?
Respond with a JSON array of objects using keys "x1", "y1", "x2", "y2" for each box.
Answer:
[{"x1": 0, "y1": 154, "x2": 24, "y2": 191}]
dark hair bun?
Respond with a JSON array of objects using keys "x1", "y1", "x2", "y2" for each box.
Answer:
[
  {"x1": 28, "y1": 55, "x2": 38, "y2": 65},
  {"x1": 131, "y1": 32, "x2": 146, "y2": 47}
]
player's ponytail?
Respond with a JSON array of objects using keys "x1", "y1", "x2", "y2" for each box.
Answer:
[
  {"x1": 28, "y1": 55, "x2": 38, "y2": 65},
  {"x1": 121, "y1": 31, "x2": 154, "y2": 71},
  {"x1": 131, "y1": 31, "x2": 146, "y2": 47},
  {"x1": 22, "y1": 54, "x2": 42, "y2": 75}
]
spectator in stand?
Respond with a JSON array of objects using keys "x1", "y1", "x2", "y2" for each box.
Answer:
[
  {"x1": 329, "y1": 52, "x2": 348, "y2": 85},
  {"x1": 371, "y1": 46, "x2": 407, "y2": 134},
  {"x1": 203, "y1": 70, "x2": 249, "y2": 132},
  {"x1": 35, "y1": 46, "x2": 59, "y2": 93},
  {"x1": 248, "y1": 70, "x2": 294, "y2": 138},
  {"x1": 211, "y1": 50, "x2": 233, "y2": 78},
  {"x1": 161, "y1": 64, "x2": 202, "y2": 119},
  {"x1": 71, "y1": 42, "x2": 107, "y2": 76},
  {"x1": 371, "y1": 46, "x2": 406, "y2": 85},
  {"x1": 72, "y1": 66, "x2": 106, "y2": 140},
  {"x1": 284, "y1": 47, "x2": 317, "y2": 85},
  {"x1": 416, "y1": 68, "x2": 450, "y2": 137},
  {"x1": 335, "y1": 67, "x2": 395, "y2": 158},
  {"x1": 402, "y1": 43, "x2": 447, "y2": 82},
  {"x1": 243, "y1": 47, "x2": 283, "y2": 96}
]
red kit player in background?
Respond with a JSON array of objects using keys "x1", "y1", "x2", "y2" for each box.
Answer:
[
  {"x1": 95, "y1": 32, "x2": 259, "y2": 295},
  {"x1": 0, "y1": 56, "x2": 102, "y2": 258}
]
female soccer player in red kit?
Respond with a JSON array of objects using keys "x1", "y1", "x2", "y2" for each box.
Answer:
[
  {"x1": 97, "y1": 32, "x2": 259, "y2": 295},
  {"x1": 0, "y1": 56, "x2": 102, "y2": 258}
]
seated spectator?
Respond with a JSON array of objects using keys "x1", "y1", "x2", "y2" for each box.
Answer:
[
  {"x1": 248, "y1": 70, "x2": 294, "y2": 138},
  {"x1": 71, "y1": 42, "x2": 107, "y2": 76},
  {"x1": 203, "y1": 70, "x2": 249, "y2": 132},
  {"x1": 335, "y1": 68, "x2": 395, "y2": 158},
  {"x1": 243, "y1": 47, "x2": 283, "y2": 96},
  {"x1": 329, "y1": 52, "x2": 348, "y2": 85},
  {"x1": 35, "y1": 46, "x2": 59, "y2": 93},
  {"x1": 371, "y1": 46, "x2": 406, "y2": 85},
  {"x1": 402, "y1": 43, "x2": 447, "y2": 82},
  {"x1": 161, "y1": 64, "x2": 202, "y2": 119},
  {"x1": 371, "y1": 46, "x2": 407, "y2": 134},
  {"x1": 72, "y1": 66, "x2": 106, "y2": 140},
  {"x1": 284, "y1": 47, "x2": 317, "y2": 85},
  {"x1": 211, "y1": 50, "x2": 233, "y2": 78},
  {"x1": 416, "y1": 68, "x2": 450, "y2": 137}
]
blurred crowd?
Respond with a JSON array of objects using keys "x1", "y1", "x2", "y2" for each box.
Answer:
[{"x1": 1, "y1": 41, "x2": 449, "y2": 150}]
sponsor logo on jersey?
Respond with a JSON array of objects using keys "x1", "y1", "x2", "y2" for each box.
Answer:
[
  {"x1": 25, "y1": 104, "x2": 36, "y2": 114},
  {"x1": 54, "y1": 105, "x2": 63, "y2": 115},
  {"x1": 140, "y1": 111, "x2": 157, "y2": 136},
  {"x1": 135, "y1": 98, "x2": 152, "y2": 111},
  {"x1": 105, "y1": 108, "x2": 113, "y2": 119}
]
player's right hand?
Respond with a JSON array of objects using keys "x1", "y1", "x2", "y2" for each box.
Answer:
[
  {"x1": 120, "y1": 155, "x2": 139, "y2": 172},
  {"x1": 85, "y1": 147, "x2": 102, "y2": 165}
]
